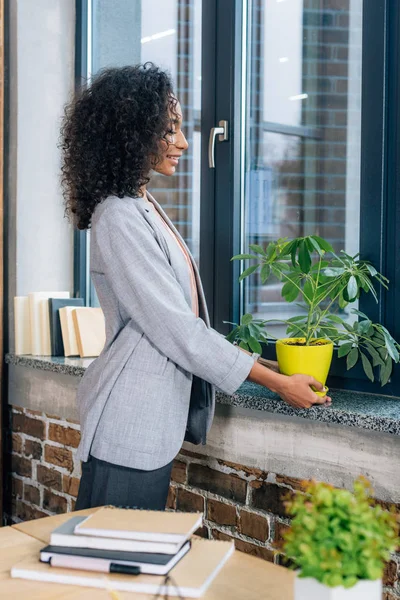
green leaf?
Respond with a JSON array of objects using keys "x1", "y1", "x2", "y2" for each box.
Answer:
[
  {"x1": 311, "y1": 235, "x2": 334, "y2": 253},
  {"x1": 360, "y1": 352, "x2": 374, "y2": 382},
  {"x1": 338, "y1": 342, "x2": 354, "y2": 358},
  {"x1": 326, "y1": 314, "x2": 345, "y2": 324},
  {"x1": 303, "y1": 279, "x2": 314, "y2": 304},
  {"x1": 365, "y1": 263, "x2": 378, "y2": 277},
  {"x1": 347, "y1": 348, "x2": 359, "y2": 370},
  {"x1": 308, "y1": 236, "x2": 323, "y2": 255},
  {"x1": 238, "y1": 264, "x2": 258, "y2": 282},
  {"x1": 248, "y1": 337, "x2": 262, "y2": 354},
  {"x1": 287, "y1": 315, "x2": 307, "y2": 323},
  {"x1": 298, "y1": 240, "x2": 312, "y2": 274},
  {"x1": 358, "y1": 319, "x2": 373, "y2": 335},
  {"x1": 347, "y1": 275, "x2": 358, "y2": 301},
  {"x1": 364, "y1": 342, "x2": 384, "y2": 367},
  {"x1": 282, "y1": 281, "x2": 300, "y2": 303},
  {"x1": 231, "y1": 253, "x2": 256, "y2": 261},
  {"x1": 239, "y1": 341, "x2": 249, "y2": 351},
  {"x1": 249, "y1": 244, "x2": 265, "y2": 255},
  {"x1": 380, "y1": 356, "x2": 392, "y2": 386},
  {"x1": 260, "y1": 263, "x2": 271, "y2": 283},
  {"x1": 241, "y1": 313, "x2": 253, "y2": 325},
  {"x1": 324, "y1": 267, "x2": 346, "y2": 277}
]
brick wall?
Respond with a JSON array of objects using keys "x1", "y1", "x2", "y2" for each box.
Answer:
[
  {"x1": 4, "y1": 405, "x2": 400, "y2": 599},
  {"x1": 5, "y1": 405, "x2": 81, "y2": 522}
]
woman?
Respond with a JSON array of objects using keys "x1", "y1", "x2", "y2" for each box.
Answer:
[{"x1": 61, "y1": 64, "x2": 330, "y2": 511}]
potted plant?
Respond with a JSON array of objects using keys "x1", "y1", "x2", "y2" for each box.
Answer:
[
  {"x1": 282, "y1": 478, "x2": 399, "y2": 600},
  {"x1": 227, "y1": 235, "x2": 400, "y2": 392}
]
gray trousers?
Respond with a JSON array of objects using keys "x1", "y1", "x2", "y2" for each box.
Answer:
[{"x1": 75, "y1": 455, "x2": 173, "y2": 511}]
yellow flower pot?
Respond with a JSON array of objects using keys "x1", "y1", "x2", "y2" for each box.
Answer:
[{"x1": 276, "y1": 338, "x2": 334, "y2": 397}]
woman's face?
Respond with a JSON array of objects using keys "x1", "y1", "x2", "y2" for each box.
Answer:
[{"x1": 153, "y1": 101, "x2": 188, "y2": 177}]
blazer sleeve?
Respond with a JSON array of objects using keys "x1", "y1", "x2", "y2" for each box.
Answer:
[{"x1": 95, "y1": 202, "x2": 255, "y2": 395}]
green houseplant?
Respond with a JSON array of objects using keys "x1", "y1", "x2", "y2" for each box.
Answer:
[
  {"x1": 228, "y1": 236, "x2": 400, "y2": 391},
  {"x1": 282, "y1": 478, "x2": 399, "y2": 599}
]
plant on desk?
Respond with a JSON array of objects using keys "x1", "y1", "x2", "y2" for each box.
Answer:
[
  {"x1": 283, "y1": 478, "x2": 399, "y2": 600},
  {"x1": 228, "y1": 236, "x2": 400, "y2": 394}
]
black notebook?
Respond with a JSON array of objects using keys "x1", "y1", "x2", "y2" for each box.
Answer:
[
  {"x1": 40, "y1": 541, "x2": 191, "y2": 576},
  {"x1": 49, "y1": 298, "x2": 84, "y2": 356}
]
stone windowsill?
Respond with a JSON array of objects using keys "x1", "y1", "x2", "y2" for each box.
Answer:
[{"x1": 6, "y1": 353, "x2": 400, "y2": 437}]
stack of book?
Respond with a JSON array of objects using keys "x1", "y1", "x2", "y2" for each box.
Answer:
[
  {"x1": 14, "y1": 292, "x2": 105, "y2": 357},
  {"x1": 11, "y1": 507, "x2": 234, "y2": 597}
]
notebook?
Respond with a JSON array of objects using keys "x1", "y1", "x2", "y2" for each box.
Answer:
[
  {"x1": 29, "y1": 292, "x2": 70, "y2": 355},
  {"x1": 40, "y1": 540, "x2": 191, "y2": 576},
  {"x1": 49, "y1": 298, "x2": 84, "y2": 356},
  {"x1": 74, "y1": 507, "x2": 203, "y2": 544},
  {"x1": 12, "y1": 538, "x2": 234, "y2": 598},
  {"x1": 59, "y1": 307, "x2": 80, "y2": 356},
  {"x1": 51, "y1": 516, "x2": 185, "y2": 554},
  {"x1": 72, "y1": 307, "x2": 106, "y2": 357}
]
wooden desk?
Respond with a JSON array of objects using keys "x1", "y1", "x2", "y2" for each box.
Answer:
[{"x1": 0, "y1": 512, "x2": 294, "y2": 599}]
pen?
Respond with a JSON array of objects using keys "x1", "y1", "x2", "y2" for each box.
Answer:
[{"x1": 48, "y1": 555, "x2": 141, "y2": 575}]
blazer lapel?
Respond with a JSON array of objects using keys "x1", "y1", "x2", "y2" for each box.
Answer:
[{"x1": 146, "y1": 191, "x2": 210, "y2": 328}]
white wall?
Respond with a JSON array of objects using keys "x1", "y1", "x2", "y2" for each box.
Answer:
[{"x1": 8, "y1": 0, "x2": 76, "y2": 350}]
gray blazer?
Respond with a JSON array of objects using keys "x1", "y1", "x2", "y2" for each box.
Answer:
[{"x1": 76, "y1": 192, "x2": 255, "y2": 470}]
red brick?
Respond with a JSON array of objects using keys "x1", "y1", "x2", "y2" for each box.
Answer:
[
  {"x1": 383, "y1": 593, "x2": 398, "y2": 600},
  {"x1": 43, "y1": 490, "x2": 68, "y2": 514},
  {"x1": 12, "y1": 433, "x2": 23, "y2": 454},
  {"x1": 383, "y1": 560, "x2": 398, "y2": 587},
  {"x1": 207, "y1": 499, "x2": 237, "y2": 527},
  {"x1": 24, "y1": 484, "x2": 40, "y2": 506},
  {"x1": 275, "y1": 475, "x2": 309, "y2": 493},
  {"x1": 16, "y1": 500, "x2": 48, "y2": 522},
  {"x1": 194, "y1": 526, "x2": 209, "y2": 539},
  {"x1": 178, "y1": 449, "x2": 204, "y2": 459},
  {"x1": 216, "y1": 459, "x2": 267, "y2": 480},
  {"x1": 11, "y1": 454, "x2": 32, "y2": 478},
  {"x1": 250, "y1": 482, "x2": 290, "y2": 518},
  {"x1": 211, "y1": 529, "x2": 275, "y2": 562},
  {"x1": 171, "y1": 461, "x2": 187, "y2": 484},
  {"x1": 188, "y1": 464, "x2": 247, "y2": 504},
  {"x1": 11, "y1": 476, "x2": 23, "y2": 498},
  {"x1": 24, "y1": 439, "x2": 42, "y2": 460},
  {"x1": 176, "y1": 488, "x2": 204, "y2": 513},
  {"x1": 44, "y1": 445, "x2": 73, "y2": 471},
  {"x1": 166, "y1": 486, "x2": 176, "y2": 510},
  {"x1": 48, "y1": 423, "x2": 81, "y2": 449},
  {"x1": 62, "y1": 475, "x2": 80, "y2": 498},
  {"x1": 12, "y1": 413, "x2": 45, "y2": 440},
  {"x1": 26, "y1": 409, "x2": 43, "y2": 417},
  {"x1": 71, "y1": 499, "x2": 76, "y2": 511},
  {"x1": 239, "y1": 510, "x2": 269, "y2": 542},
  {"x1": 37, "y1": 464, "x2": 62, "y2": 491},
  {"x1": 274, "y1": 521, "x2": 291, "y2": 547}
]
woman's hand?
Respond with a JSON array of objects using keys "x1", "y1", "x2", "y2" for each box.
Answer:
[
  {"x1": 274, "y1": 374, "x2": 331, "y2": 409},
  {"x1": 247, "y1": 361, "x2": 331, "y2": 409}
]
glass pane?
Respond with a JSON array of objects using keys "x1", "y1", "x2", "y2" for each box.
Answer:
[
  {"x1": 91, "y1": 0, "x2": 202, "y2": 262},
  {"x1": 243, "y1": 0, "x2": 362, "y2": 335}
]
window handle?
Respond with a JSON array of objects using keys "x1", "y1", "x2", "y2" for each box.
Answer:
[{"x1": 208, "y1": 120, "x2": 229, "y2": 168}]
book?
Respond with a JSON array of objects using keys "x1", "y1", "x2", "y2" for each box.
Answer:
[
  {"x1": 74, "y1": 507, "x2": 203, "y2": 544},
  {"x1": 29, "y1": 292, "x2": 70, "y2": 355},
  {"x1": 50, "y1": 516, "x2": 187, "y2": 555},
  {"x1": 49, "y1": 298, "x2": 84, "y2": 356},
  {"x1": 12, "y1": 538, "x2": 234, "y2": 597},
  {"x1": 72, "y1": 307, "x2": 106, "y2": 357},
  {"x1": 14, "y1": 297, "x2": 31, "y2": 355},
  {"x1": 40, "y1": 540, "x2": 191, "y2": 576},
  {"x1": 59, "y1": 307, "x2": 80, "y2": 356}
]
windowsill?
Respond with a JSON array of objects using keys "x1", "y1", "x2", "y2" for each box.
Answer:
[{"x1": 6, "y1": 353, "x2": 400, "y2": 436}]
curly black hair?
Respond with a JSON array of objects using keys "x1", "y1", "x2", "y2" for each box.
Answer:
[{"x1": 60, "y1": 63, "x2": 177, "y2": 230}]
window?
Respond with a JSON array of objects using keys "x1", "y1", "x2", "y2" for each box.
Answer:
[
  {"x1": 75, "y1": 0, "x2": 400, "y2": 395},
  {"x1": 243, "y1": 0, "x2": 362, "y2": 338}
]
